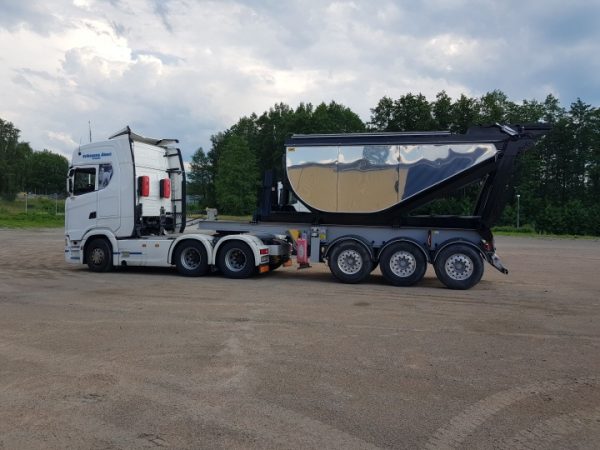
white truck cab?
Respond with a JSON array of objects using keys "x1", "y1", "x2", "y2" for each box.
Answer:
[{"x1": 66, "y1": 127, "x2": 185, "y2": 241}]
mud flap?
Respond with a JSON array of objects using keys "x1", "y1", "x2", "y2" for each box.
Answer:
[{"x1": 488, "y1": 252, "x2": 509, "y2": 274}]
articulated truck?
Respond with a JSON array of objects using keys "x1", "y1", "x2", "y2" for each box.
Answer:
[{"x1": 65, "y1": 124, "x2": 548, "y2": 289}]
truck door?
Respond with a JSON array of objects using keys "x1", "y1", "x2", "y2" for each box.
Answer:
[
  {"x1": 96, "y1": 163, "x2": 120, "y2": 231},
  {"x1": 65, "y1": 166, "x2": 98, "y2": 241}
]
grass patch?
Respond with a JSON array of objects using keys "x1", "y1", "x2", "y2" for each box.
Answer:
[
  {"x1": 0, "y1": 198, "x2": 65, "y2": 229},
  {"x1": 493, "y1": 226, "x2": 598, "y2": 240},
  {"x1": 0, "y1": 212, "x2": 64, "y2": 229}
]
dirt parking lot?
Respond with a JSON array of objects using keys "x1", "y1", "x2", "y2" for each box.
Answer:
[{"x1": 1, "y1": 228, "x2": 599, "y2": 449}]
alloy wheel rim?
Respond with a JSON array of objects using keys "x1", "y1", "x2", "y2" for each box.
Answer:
[{"x1": 445, "y1": 253, "x2": 474, "y2": 280}]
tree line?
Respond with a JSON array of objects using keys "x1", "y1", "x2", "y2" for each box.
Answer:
[
  {"x1": 3, "y1": 90, "x2": 598, "y2": 235},
  {"x1": 0, "y1": 118, "x2": 69, "y2": 200},
  {"x1": 188, "y1": 91, "x2": 600, "y2": 235}
]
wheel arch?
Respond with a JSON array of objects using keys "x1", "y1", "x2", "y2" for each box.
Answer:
[
  {"x1": 379, "y1": 238, "x2": 429, "y2": 264},
  {"x1": 169, "y1": 234, "x2": 214, "y2": 265},
  {"x1": 324, "y1": 235, "x2": 374, "y2": 262},
  {"x1": 213, "y1": 234, "x2": 266, "y2": 267},
  {"x1": 433, "y1": 238, "x2": 484, "y2": 263},
  {"x1": 81, "y1": 230, "x2": 118, "y2": 265}
]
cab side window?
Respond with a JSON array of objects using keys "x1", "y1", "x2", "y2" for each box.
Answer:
[
  {"x1": 73, "y1": 168, "x2": 96, "y2": 195},
  {"x1": 98, "y1": 164, "x2": 113, "y2": 190}
]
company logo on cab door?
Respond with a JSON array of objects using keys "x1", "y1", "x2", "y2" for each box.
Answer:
[{"x1": 82, "y1": 152, "x2": 112, "y2": 160}]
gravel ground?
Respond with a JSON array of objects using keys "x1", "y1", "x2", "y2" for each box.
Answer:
[{"x1": 0, "y1": 228, "x2": 599, "y2": 449}]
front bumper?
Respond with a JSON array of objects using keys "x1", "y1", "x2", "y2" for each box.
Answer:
[{"x1": 64, "y1": 237, "x2": 82, "y2": 264}]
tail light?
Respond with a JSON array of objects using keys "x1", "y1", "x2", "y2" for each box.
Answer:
[
  {"x1": 160, "y1": 178, "x2": 171, "y2": 198},
  {"x1": 138, "y1": 176, "x2": 150, "y2": 197},
  {"x1": 482, "y1": 240, "x2": 494, "y2": 252}
]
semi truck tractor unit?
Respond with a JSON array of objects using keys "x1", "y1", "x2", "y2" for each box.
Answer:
[
  {"x1": 64, "y1": 127, "x2": 291, "y2": 279},
  {"x1": 66, "y1": 124, "x2": 548, "y2": 289}
]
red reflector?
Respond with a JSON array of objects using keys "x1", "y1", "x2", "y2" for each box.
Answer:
[
  {"x1": 138, "y1": 176, "x2": 150, "y2": 197},
  {"x1": 160, "y1": 178, "x2": 171, "y2": 198},
  {"x1": 482, "y1": 241, "x2": 493, "y2": 252},
  {"x1": 259, "y1": 248, "x2": 269, "y2": 255}
]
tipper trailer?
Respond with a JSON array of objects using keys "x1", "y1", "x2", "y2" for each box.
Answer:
[{"x1": 65, "y1": 124, "x2": 548, "y2": 289}]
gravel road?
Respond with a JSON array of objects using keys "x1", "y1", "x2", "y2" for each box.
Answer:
[{"x1": 1, "y1": 228, "x2": 599, "y2": 449}]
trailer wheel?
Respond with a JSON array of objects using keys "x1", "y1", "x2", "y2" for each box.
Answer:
[
  {"x1": 380, "y1": 242, "x2": 427, "y2": 286},
  {"x1": 217, "y1": 241, "x2": 255, "y2": 279},
  {"x1": 434, "y1": 244, "x2": 484, "y2": 290},
  {"x1": 85, "y1": 238, "x2": 113, "y2": 273},
  {"x1": 174, "y1": 241, "x2": 209, "y2": 277},
  {"x1": 328, "y1": 241, "x2": 372, "y2": 284}
]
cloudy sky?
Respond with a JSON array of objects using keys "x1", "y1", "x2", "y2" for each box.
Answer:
[{"x1": 1, "y1": 0, "x2": 599, "y2": 161}]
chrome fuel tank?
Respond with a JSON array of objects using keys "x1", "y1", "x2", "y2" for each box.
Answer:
[{"x1": 286, "y1": 140, "x2": 497, "y2": 214}]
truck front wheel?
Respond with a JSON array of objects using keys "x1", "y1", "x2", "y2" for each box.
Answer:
[
  {"x1": 328, "y1": 241, "x2": 372, "y2": 284},
  {"x1": 85, "y1": 238, "x2": 113, "y2": 273},
  {"x1": 379, "y1": 242, "x2": 427, "y2": 286},
  {"x1": 434, "y1": 244, "x2": 484, "y2": 290},
  {"x1": 217, "y1": 241, "x2": 255, "y2": 279},
  {"x1": 174, "y1": 241, "x2": 209, "y2": 277}
]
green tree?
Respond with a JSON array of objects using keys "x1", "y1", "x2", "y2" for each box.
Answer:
[
  {"x1": 478, "y1": 90, "x2": 513, "y2": 124},
  {"x1": 187, "y1": 147, "x2": 214, "y2": 207},
  {"x1": 25, "y1": 150, "x2": 68, "y2": 195},
  {"x1": 371, "y1": 93, "x2": 434, "y2": 131},
  {"x1": 395, "y1": 93, "x2": 434, "y2": 131},
  {"x1": 432, "y1": 91, "x2": 453, "y2": 130},
  {"x1": 254, "y1": 103, "x2": 295, "y2": 179},
  {"x1": 450, "y1": 94, "x2": 480, "y2": 133},
  {"x1": 215, "y1": 135, "x2": 258, "y2": 215},
  {"x1": 0, "y1": 118, "x2": 33, "y2": 200},
  {"x1": 369, "y1": 96, "x2": 395, "y2": 130},
  {"x1": 310, "y1": 101, "x2": 365, "y2": 133}
]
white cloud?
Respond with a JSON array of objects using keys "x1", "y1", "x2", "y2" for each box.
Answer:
[
  {"x1": 0, "y1": 0, "x2": 598, "y2": 163},
  {"x1": 47, "y1": 131, "x2": 79, "y2": 158}
]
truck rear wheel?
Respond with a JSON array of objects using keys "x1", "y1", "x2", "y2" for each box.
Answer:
[
  {"x1": 328, "y1": 241, "x2": 372, "y2": 284},
  {"x1": 174, "y1": 241, "x2": 209, "y2": 277},
  {"x1": 380, "y1": 242, "x2": 427, "y2": 286},
  {"x1": 434, "y1": 244, "x2": 484, "y2": 290},
  {"x1": 217, "y1": 241, "x2": 255, "y2": 279},
  {"x1": 85, "y1": 238, "x2": 113, "y2": 273}
]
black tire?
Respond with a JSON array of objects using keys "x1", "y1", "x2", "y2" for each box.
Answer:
[
  {"x1": 328, "y1": 241, "x2": 372, "y2": 284},
  {"x1": 85, "y1": 238, "x2": 113, "y2": 273},
  {"x1": 217, "y1": 241, "x2": 255, "y2": 279},
  {"x1": 379, "y1": 242, "x2": 427, "y2": 287},
  {"x1": 434, "y1": 244, "x2": 484, "y2": 290},
  {"x1": 174, "y1": 241, "x2": 209, "y2": 277}
]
